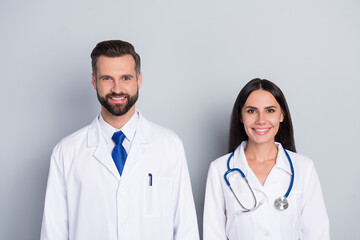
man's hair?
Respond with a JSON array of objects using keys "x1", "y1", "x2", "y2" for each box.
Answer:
[{"x1": 91, "y1": 40, "x2": 141, "y2": 77}]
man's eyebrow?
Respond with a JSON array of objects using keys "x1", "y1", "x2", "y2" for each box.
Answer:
[
  {"x1": 121, "y1": 74, "x2": 135, "y2": 78},
  {"x1": 99, "y1": 75, "x2": 112, "y2": 79},
  {"x1": 98, "y1": 74, "x2": 135, "y2": 79}
]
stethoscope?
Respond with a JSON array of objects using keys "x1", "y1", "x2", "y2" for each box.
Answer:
[{"x1": 224, "y1": 148, "x2": 294, "y2": 212}]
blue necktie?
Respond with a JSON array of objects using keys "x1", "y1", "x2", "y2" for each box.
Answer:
[{"x1": 112, "y1": 131, "x2": 127, "y2": 176}]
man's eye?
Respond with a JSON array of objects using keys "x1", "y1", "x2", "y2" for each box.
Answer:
[
  {"x1": 103, "y1": 77, "x2": 110, "y2": 80},
  {"x1": 123, "y1": 76, "x2": 130, "y2": 80}
]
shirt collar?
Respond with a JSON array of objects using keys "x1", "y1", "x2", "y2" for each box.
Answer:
[{"x1": 98, "y1": 111, "x2": 139, "y2": 144}]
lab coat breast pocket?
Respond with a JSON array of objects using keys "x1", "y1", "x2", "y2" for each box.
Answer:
[
  {"x1": 143, "y1": 175, "x2": 173, "y2": 217},
  {"x1": 273, "y1": 190, "x2": 301, "y2": 239},
  {"x1": 224, "y1": 191, "x2": 256, "y2": 238},
  {"x1": 229, "y1": 191, "x2": 257, "y2": 219}
]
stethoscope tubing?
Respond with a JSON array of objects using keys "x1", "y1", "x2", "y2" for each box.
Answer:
[
  {"x1": 283, "y1": 149, "x2": 294, "y2": 198},
  {"x1": 224, "y1": 147, "x2": 294, "y2": 211}
]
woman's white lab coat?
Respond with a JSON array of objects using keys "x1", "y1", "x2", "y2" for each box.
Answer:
[
  {"x1": 41, "y1": 113, "x2": 199, "y2": 240},
  {"x1": 203, "y1": 141, "x2": 330, "y2": 240}
]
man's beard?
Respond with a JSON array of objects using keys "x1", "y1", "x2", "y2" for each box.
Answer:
[{"x1": 97, "y1": 89, "x2": 139, "y2": 116}]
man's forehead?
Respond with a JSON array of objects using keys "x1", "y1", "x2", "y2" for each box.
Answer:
[
  {"x1": 97, "y1": 54, "x2": 135, "y2": 64},
  {"x1": 96, "y1": 54, "x2": 136, "y2": 72}
]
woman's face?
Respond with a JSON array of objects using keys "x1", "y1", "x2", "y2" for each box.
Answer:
[{"x1": 241, "y1": 89, "x2": 284, "y2": 146}]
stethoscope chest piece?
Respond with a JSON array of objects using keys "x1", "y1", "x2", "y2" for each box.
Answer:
[{"x1": 274, "y1": 196, "x2": 289, "y2": 210}]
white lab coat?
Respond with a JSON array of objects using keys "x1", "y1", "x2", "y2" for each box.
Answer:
[
  {"x1": 203, "y1": 141, "x2": 330, "y2": 240},
  {"x1": 41, "y1": 113, "x2": 199, "y2": 240}
]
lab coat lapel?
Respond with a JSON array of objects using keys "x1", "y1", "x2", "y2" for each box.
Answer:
[
  {"x1": 88, "y1": 116, "x2": 120, "y2": 181},
  {"x1": 234, "y1": 142, "x2": 263, "y2": 192},
  {"x1": 231, "y1": 142, "x2": 262, "y2": 193},
  {"x1": 119, "y1": 113, "x2": 150, "y2": 182}
]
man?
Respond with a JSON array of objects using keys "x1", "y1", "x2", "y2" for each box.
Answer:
[{"x1": 41, "y1": 40, "x2": 199, "y2": 239}]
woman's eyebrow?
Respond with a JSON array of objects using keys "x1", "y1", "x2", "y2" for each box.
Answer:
[
  {"x1": 244, "y1": 106, "x2": 257, "y2": 109},
  {"x1": 265, "y1": 106, "x2": 277, "y2": 109},
  {"x1": 244, "y1": 106, "x2": 278, "y2": 109}
]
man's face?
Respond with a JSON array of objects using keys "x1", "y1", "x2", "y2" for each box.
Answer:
[{"x1": 92, "y1": 55, "x2": 142, "y2": 117}]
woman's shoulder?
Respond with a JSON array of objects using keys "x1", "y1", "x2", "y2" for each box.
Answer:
[
  {"x1": 284, "y1": 149, "x2": 316, "y2": 171},
  {"x1": 208, "y1": 152, "x2": 232, "y2": 173},
  {"x1": 211, "y1": 152, "x2": 232, "y2": 165}
]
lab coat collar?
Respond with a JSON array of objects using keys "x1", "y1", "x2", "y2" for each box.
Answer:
[
  {"x1": 231, "y1": 141, "x2": 292, "y2": 190},
  {"x1": 232, "y1": 141, "x2": 250, "y2": 177},
  {"x1": 232, "y1": 141, "x2": 292, "y2": 176},
  {"x1": 273, "y1": 142, "x2": 293, "y2": 176},
  {"x1": 87, "y1": 111, "x2": 151, "y2": 182}
]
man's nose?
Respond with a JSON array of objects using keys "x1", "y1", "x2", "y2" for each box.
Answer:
[{"x1": 112, "y1": 80, "x2": 123, "y2": 94}]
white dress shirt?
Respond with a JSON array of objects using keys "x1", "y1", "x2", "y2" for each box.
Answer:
[
  {"x1": 98, "y1": 111, "x2": 139, "y2": 155},
  {"x1": 203, "y1": 141, "x2": 330, "y2": 240}
]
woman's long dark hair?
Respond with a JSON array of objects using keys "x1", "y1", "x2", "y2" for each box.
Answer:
[{"x1": 228, "y1": 78, "x2": 296, "y2": 153}]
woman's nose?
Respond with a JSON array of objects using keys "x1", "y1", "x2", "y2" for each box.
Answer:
[{"x1": 256, "y1": 112, "x2": 266, "y2": 124}]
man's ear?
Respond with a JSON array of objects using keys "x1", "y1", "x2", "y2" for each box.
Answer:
[
  {"x1": 137, "y1": 72, "x2": 143, "y2": 88},
  {"x1": 91, "y1": 73, "x2": 97, "y2": 90}
]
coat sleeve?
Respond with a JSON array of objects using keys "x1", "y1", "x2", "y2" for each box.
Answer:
[
  {"x1": 203, "y1": 162, "x2": 228, "y2": 240},
  {"x1": 172, "y1": 139, "x2": 200, "y2": 240},
  {"x1": 40, "y1": 143, "x2": 69, "y2": 240},
  {"x1": 301, "y1": 161, "x2": 330, "y2": 240}
]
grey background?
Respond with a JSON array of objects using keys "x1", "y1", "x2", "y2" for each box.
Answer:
[{"x1": 1, "y1": 0, "x2": 359, "y2": 239}]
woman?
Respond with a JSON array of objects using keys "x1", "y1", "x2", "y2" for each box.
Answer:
[{"x1": 203, "y1": 78, "x2": 329, "y2": 239}]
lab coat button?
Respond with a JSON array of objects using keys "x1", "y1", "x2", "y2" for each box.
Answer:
[
  {"x1": 118, "y1": 187, "x2": 126, "y2": 195},
  {"x1": 264, "y1": 231, "x2": 271, "y2": 237}
]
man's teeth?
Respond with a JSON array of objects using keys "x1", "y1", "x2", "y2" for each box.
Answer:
[
  {"x1": 112, "y1": 97, "x2": 125, "y2": 100},
  {"x1": 254, "y1": 128, "x2": 270, "y2": 132}
]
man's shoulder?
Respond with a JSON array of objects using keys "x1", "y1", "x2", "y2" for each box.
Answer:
[
  {"x1": 139, "y1": 115, "x2": 182, "y2": 142},
  {"x1": 53, "y1": 118, "x2": 96, "y2": 151}
]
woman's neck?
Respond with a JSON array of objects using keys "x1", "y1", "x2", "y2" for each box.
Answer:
[
  {"x1": 244, "y1": 140, "x2": 278, "y2": 185},
  {"x1": 244, "y1": 140, "x2": 278, "y2": 163}
]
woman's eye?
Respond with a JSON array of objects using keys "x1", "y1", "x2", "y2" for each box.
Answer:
[
  {"x1": 247, "y1": 109, "x2": 256, "y2": 114},
  {"x1": 267, "y1": 109, "x2": 275, "y2": 113}
]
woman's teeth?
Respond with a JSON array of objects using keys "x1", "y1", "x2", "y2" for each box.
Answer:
[{"x1": 254, "y1": 128, "x2": 270, "y2": 132}]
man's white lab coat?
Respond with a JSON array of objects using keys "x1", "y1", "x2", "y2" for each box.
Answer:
[{"x1": 41, "y1": 113, "x2": 199, "y2": 240}]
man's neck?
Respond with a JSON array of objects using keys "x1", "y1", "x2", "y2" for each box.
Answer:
[{"x1": 101, "y1": 106, "x2": 136, "y2": 129}]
